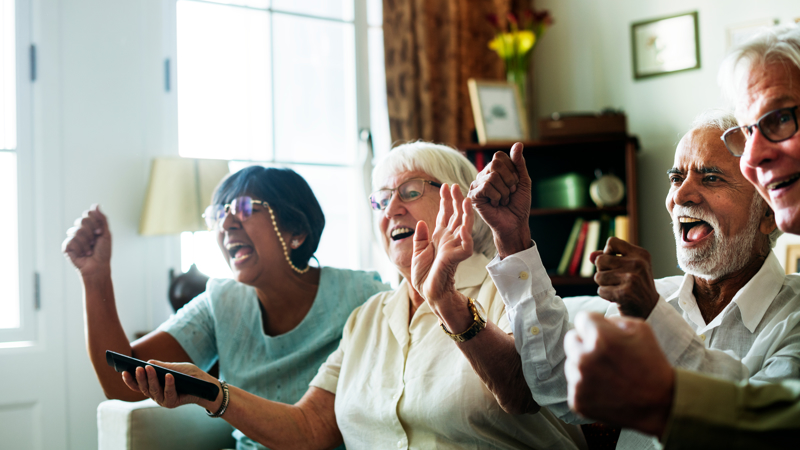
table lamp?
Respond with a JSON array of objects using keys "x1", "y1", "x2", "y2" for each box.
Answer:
[{"x1": 139, "y1": 157, "x2": 230, "y2": 311}]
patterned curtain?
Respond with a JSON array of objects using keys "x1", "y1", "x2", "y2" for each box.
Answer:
[{"x1": 383, "y1": 0, "x2": 524, "y2": 148}]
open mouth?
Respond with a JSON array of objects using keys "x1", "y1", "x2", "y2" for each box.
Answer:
[
  {"x1": 226, "y1": 243, "x2": 254, "y2": 262},
  {"x1": 767, "y1": 173, "x2": 800, "y2": 191},
  {"x1": 679, "y1": 217, "x2": 714, "y2": 243},
  {"x1": 390, "y1": 227, "x2": 415, "y2": 241}
]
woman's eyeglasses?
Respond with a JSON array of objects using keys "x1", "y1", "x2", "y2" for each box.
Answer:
[
  {"x1": 721, "y1": 105, "x2": 799, "y2": 157},
  {"x1": 203, "y1": 196, "x2": 267, "y2": 230},
  {"x1": 369, "y1": 179, "x2": 442, "y2": 211}
]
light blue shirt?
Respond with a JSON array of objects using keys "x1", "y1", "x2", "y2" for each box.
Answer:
[{"x1": 158, "y1": 267, "x2": 390, "y2": 450}]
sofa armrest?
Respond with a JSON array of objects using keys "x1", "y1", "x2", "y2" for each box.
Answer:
[{"x1": 98, "y1": 399, "x2": 237, "y2": 450}]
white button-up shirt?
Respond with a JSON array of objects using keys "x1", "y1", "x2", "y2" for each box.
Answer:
[
  {"x1": 488, "y1": 246, "x2": 800, "y2": 450},
  {"x1": 310, "y1": 253, "x2": 585, "y2": 450}
]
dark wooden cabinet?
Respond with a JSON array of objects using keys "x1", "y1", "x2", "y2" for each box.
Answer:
[{"x1": 460, "y1": 136, "x2": 639, "y2": 296}]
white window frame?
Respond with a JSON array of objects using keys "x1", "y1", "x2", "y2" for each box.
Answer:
[
  {"x1": 162, "y1": 0, "x2": 387, "y2": 275},
  {"x1": 0, "y1": 0, "x2": 36, "y2": 345}
]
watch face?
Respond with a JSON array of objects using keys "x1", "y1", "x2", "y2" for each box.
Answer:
[{"x1": 473, "y1": 299, "x2": 487, "y2": 322}]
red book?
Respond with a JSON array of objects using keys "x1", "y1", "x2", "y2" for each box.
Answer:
[
  {"x1": 475, "y1": 151, "x2": 486, "y2": 171},
  {"x1": 568, "y1": 221, "x2": 589, "y2": 276}
]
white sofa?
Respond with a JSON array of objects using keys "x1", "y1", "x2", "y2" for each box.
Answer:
[{"x1": 98, "y1": 399, "x2": 237, "y2": 450}]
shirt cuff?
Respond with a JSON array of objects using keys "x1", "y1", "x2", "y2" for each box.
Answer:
[
  {"x1": 646, "y1": 297, "x2": 695, "y2": 365},
  {"x1": 486, "y1": 243, "x2": 552, "y2": 311}
]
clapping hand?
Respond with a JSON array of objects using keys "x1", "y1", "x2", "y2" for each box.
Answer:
[
  {"x1": 411, "y1": 183, "x2": 474, "y2": 305},
  {"x1": 468, "y1": 143, "x2": 532, "y2": 258},
  {"x1": 589, "y1": 237, "x2": 659, "y2": 318},
  {"x1": 121, "y1": 360, "x2": 222, "y2": 411}
]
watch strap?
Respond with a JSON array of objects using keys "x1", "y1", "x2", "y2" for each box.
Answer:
[{"x1": 440, "y1": 297, "x2": 487, "y2": 343}]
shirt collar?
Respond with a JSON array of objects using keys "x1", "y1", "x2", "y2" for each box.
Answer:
[
  {"x1": 670, "y1": 251, "x2": 784, "y2": 333},
  {"x1": 731, "y1": 251, "x2": 784, "y2": 333}
]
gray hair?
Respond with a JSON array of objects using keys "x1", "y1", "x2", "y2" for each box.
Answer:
[
  {"x1": 691, "y1": 108, "x2": 738, "y2": 133},
  {"x1": 719, "y1": 24, "x2": 800, "y2": 106},
  {"x1": 372, "y1": 141, "x2": 495, "y2": 259}
]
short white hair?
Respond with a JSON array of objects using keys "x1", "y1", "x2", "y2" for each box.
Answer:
[
  {"x1": 372, "y1": 141, "x2": 495, "y2": 259},
  {"x1": 691, "y1": 108, "x2": 738, "y2": 133},
  {"x1": 719, "y1": 24, "x2": 800, "y2": 107}
]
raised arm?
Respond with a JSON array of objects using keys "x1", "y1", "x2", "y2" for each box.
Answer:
[
  {"x1": 123, "y1": 361, "x2": 342, "y2": 450},
  {"x1": 411, "y1": 183, "x2": 538, "y2": 414},
  {"x1": 62, "y1": 205, "x2": 191, "y2": 401}
]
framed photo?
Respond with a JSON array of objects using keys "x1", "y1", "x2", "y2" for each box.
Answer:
[
  {"x1": 468, "y1": 79, "x2": 529, "y2": 145},
  {"x1": 631, "y1": 11, "x2": 700, "y2": 80},
  {"x1": 727, "y1": 19, "x2": 777, "y2": 50},
  {"x1": 786, "y1": 245, "x2": 800, "y2": 275}
]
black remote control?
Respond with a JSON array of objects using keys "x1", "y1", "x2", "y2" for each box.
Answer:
[{"x1": 105, "y1": 350, "x2": 220, "y2": 402}]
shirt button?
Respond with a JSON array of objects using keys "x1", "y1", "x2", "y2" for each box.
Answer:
[
  {"x1": 519, "y1": 271, "x2": 529, "y2": 280},
  {"x1": 397, "y1": 440, "x2": 404, "y2": 448},
  {"x1": 530, "y1": 326, "x2": 540, "y2": 335},
  {"x1": 699, "y1": 334, "x2": 706, "y2": 341},
  {"x1": 393, "y1": 394, "x2": 400, "y2": 400}
]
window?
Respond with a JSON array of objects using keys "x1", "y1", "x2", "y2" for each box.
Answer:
[
  {"x1": 172, "y1": 0, "x2": 390, "y2": 278},
  {"x1": 1, "y1": 0, "x2": 34, "y2": 344}
]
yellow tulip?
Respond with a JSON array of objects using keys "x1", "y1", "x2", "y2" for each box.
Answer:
[{"x1": 488, "y1": 31, "x2": 536, "y2": 59}]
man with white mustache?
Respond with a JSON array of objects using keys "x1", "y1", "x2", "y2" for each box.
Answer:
[{"x1": 470, "y1": 109, "x2": 798, "y2": 449}]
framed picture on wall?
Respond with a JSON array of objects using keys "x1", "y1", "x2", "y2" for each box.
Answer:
[
  {"x1": 786, "y1": 244, "x2": 800, "y2": 275},
  {"x1": 467, "y1": 79, "x2": 529, "y2": 145},
  {"x1": 631, "y1": 11, "x2": 700, "y2": 80}
]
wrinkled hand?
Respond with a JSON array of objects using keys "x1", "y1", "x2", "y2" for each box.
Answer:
[
  {"x1": 121, "y1": 360, "x2": 221, "y2": 411},
  {"x1": 61, "y1": 205, "x2": 112, "y2": 278},
  {"x1": 411, "y1": 184, "x2": 474, "y2": 305},
  {"x1": 468, "y1": 143, "x2": 532, "y2": 258},
  {"x1": 589, "y1": 237, "x2": 659, "y2": 318},
  {"x1": 564, "y1": 312, "x2": 675, "y2": 437}
]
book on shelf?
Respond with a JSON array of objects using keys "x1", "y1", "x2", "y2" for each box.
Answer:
[
  {"x1": 557, "y1": 218, "x2": 585, "y2": 275},
  {"x1": 568, "y1": 221, "x2": 589, "y2": 276},
  {"x1": 579, "y1": 220, "x2": 601, "y2": 277},
  {"x1": 615, "y1": 215, "x2": 629, "y2": 242}
]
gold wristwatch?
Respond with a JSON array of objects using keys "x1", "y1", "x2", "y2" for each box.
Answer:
[{"x1": 440, "y1": 297, "x2": 487, "y2": 343}]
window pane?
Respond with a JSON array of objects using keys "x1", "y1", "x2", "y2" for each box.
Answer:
[
  {"x1": 0, "y1": 152, "x2": 19, "y2": 328},
  {"x1": 287, "y1": 165, "x2": 363, "y2": 270},
  {"x1": 1, "y1": 0, "x2": 16, "y2": 150},
  {"x1": 367, "y1": 0, "x2": 381, "y2": 27},
  {"x1": 368, "y1": 28, "x2": 390, "y2": 158},
  {"x1": 177, "y1": 0, "x2": 272, "y2": 160},
  {"x1": 271, "y1": 0, "x2": 353, "y2": 21},
  {"x1": 273, "y1": 15, "x2": 357, "y2": 164}
]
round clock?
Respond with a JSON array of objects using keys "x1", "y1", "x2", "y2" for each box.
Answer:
[{"x1": 590, "y1": 174, "x2": 625, "y2": 207}]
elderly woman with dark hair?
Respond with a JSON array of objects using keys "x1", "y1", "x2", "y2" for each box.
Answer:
[
  {"x1": 120, "y1": 143, "x2": 587, "y2": 450},
  {"x1": 62, "y1": 166, "x2": 390, "y2": 450}
]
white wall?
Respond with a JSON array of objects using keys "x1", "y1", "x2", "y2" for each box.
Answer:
[
  {"x1": 532, "y1": 0, "x2": 800, "y2": 277},
  {"x1": 33, "y1": 0, "x2": 178, "y2": 448}
]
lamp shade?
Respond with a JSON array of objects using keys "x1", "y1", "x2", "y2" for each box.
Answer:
[{"x1": 139, "y1": 157, "x2": 230, "y2": 235}]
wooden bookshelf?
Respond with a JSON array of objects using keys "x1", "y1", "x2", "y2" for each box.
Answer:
[{"x1": 460, "y1": 136, "x2": 639, "y2": 296}]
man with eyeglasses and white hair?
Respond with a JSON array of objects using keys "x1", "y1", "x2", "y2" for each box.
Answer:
[
  {"x1": 470, "y1": 107, "x2": 797, "y2": 449},
  {"x1": 563, "y1": 24, "x2": 800, "y2": 448}
]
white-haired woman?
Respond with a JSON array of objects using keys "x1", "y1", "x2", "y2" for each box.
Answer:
[{"x1": 121, "y1": 142, "x2": 586, "y2": 450}]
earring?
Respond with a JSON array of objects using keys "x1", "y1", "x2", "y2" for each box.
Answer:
[
  {"x1": 291, "y1": 239, "x2": 301, "y2": 249},
  {"x1": 264, "y1": 203, "x2": 310, "y2": 274}
]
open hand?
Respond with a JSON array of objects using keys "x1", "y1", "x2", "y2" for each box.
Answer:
[
  {"x1": 564, "y1": 311, "x2": 674, "y2": 437},
  {"x1": 411, "y1": 183, "x2": 474, "y2": 304},
  {"x1": 61, "y1": 205, "x2": 112, "y2": 278},
  {"x1": 589, "y1": 237, "x2": 659, "y2": 318},
  {"x1": 468, "y1": 143, "x2": 532, "y2": 258},
  {"x1": 121, "y1": 360, "x2": 221, "y2": 411}
]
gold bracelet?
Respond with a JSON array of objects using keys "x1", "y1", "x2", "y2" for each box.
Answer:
[{"x1": 206, "y1": 380, "x2": 229, "y2": 418}]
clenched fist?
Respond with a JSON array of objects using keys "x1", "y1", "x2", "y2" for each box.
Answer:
[{"x1": 62, "y1": 205, "x2": 112, "y2": 279}]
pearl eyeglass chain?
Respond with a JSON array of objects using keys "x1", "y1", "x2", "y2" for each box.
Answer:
[{"x1": 264, "y1": 202, "x2": 310, "y2": 274}]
